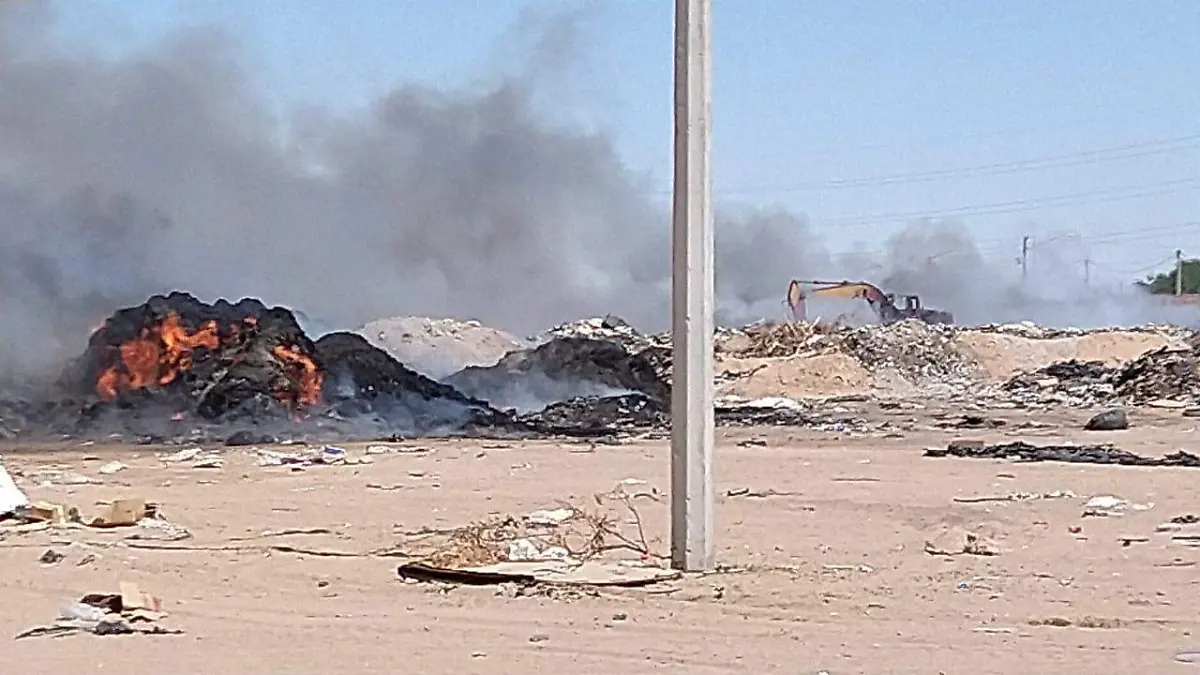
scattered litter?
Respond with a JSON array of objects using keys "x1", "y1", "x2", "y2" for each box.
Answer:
[
  {"x1": 98, "y1": 461, "x2": 127, "y2": 475},
  {"x1": 161, "y1": 448, "x2": 202, "y2": 463},
  {"x1": 953, "y1": 490, "x2": 1075, "y2": 504},
  {"x1": 15, "y1": 582, "x2": 182, "y2": 640},
  {"x1": 1176, "y1": 649, "x2": 1200, "y2": 664},
  {"x1": 924, "y1": 531, "x2": 1000, "y2": 557},
  {"x1": 255, "y1": 445, "x2": 352, "y2": 468},
  {"x1": 39, "y1": 549, "x2": 64, "y2": 564},
  {"x1": 0, "y1": 459, "x2": 29, "y2": 515},
  {"x1": 725, "y1": 487, "x2": 801, "y2": 499},
  {"x1": 524, "y1": 508, "x2": 575, "y2": 526},
  {"x1": 1081, "y1": 495, "x2": 1153, "y2": 517},
  {"x1": 90, "y1": 498, "x2": 150, "y2": 528}
]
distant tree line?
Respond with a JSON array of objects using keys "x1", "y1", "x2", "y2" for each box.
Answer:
[{"x1": 1138, "y1": 258, "x2": 1200, "y2": 295}]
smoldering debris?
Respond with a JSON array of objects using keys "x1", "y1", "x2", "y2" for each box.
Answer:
[
  {"x1": 445, "y1": 336, "x2": 669, "y2": 412},
  {"x1": 925, "y1": 441, "x2": 1200, "y2": 468}
]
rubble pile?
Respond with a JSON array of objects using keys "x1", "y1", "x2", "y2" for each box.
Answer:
[{"x1": 835, "y1": 320, "x2": 979, "y2": 384}]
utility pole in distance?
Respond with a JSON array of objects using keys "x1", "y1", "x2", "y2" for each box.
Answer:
[
  {"x1": 1020, "y1": 236, "x2": 1030, "y2": 285},
  {"x1": 1176, "y1": 249, "x2": 1184, "y2": 296},
  {"x1": 669, "y1": 0, "x2": 715, "y2": 572},
  {"x1": 1083, "y1": 258, "x2": 1091, "y2": 286}
]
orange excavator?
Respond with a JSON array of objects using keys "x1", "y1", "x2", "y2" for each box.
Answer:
[{"x1": 786, "y1": 279, "x2": 954, "y2": 325}]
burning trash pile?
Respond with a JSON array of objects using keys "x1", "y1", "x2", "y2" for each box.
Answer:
[{"x1": 21, "y1": 293, "x2": 510, "y2": 443}]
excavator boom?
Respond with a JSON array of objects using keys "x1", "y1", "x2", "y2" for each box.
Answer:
[{"x1": 787, "y1": 279, "x2": 953, "y2": 326}]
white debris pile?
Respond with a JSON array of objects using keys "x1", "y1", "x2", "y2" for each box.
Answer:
[
  {"x1": 835, "y1": 320, "x2": 980, "y2": 384},
  {"x1": 359, "y1": 316, "x2": 528, "y2": 379}
]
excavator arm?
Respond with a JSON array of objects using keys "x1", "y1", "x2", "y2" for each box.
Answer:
[{"x1": 787, "y1": 280, "x2": 895, "y2": 322}]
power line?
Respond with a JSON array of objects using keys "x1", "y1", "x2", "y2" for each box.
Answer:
[
  {"x1": 810, "y1": 177, "x2": 1199, "y2": 227},
  {"x1": 718, "y1": 134, "x2": 1200, "y2": 194}
]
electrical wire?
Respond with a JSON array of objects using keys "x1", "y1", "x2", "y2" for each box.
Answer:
[{"x1": 718, "y1": 134, "x2": 1200, "y2": 194}]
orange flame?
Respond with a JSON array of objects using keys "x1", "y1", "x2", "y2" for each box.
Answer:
[
  {"x1": 272, "y1": 344, "x2": 323, "y2": 406},
  {"x1": 95, "y1": 313, "x2": 219, "y2": 400}
]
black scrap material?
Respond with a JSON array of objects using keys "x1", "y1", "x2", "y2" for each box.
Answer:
[
  {"x1": 925, "y1": 441, "x2": 1200, "y2": 467},
  {"x1": 1084, "y1": 409, "x2": 1129, "y2": 431}
]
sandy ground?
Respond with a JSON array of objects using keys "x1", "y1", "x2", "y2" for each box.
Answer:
[{"x1": 2, "y1": 407, "x2": 1199, "y2": 674}]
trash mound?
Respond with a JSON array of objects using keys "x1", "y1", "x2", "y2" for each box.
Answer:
[
  {"x1": 925, "y1": 440, "x2": 1200, "y2": 467},
  {"x1": 1112, "y1": 346, "x2": 1200, "y2": 402},
  {"x1": 836, "y1": 320, "x2": 978, "y2": 383},
  {"x1": 314, "y1": 332, "x2": 507, "y2": 429},
  {"x1": 447, "y1": 337, "x2": 670, "y2": 411},
  {"x1": 359, "y1": 316, "x2": 527, "y2": 379},
  {"x1": 71, "y1": 292, "x2": 322, "y2": 421}
]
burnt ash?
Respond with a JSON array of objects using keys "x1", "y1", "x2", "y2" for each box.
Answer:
[{"x1": 445, "y1": 336, "x2": 670, "y2": 410}]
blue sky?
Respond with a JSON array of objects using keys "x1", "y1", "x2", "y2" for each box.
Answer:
[{"x1": 48, "y1": 0, "x2": 1200, "y2": 286}]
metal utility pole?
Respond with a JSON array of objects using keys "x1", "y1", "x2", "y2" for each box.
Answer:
[
  {"x1": 1020, "y1": 236, "x2": 1030, "y2": 284},
  {"x1": 669, "y1": 0, "x2": 715, "y2": 572},
  {"x1": 1176, "y1": 249, "x2": 1184, "y2": 296}
]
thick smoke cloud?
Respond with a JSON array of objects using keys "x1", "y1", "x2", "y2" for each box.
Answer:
[{"x1": 0, "y1": 6, "x2": 1188, "y2": 378}]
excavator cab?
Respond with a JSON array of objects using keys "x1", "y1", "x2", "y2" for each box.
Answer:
[{"x1": 902, "y1": 295, "x2": 922, "y2": 312}]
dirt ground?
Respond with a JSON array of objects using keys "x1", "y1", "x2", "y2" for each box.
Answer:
[{"x1": 2, "y1": 408, "x2": 1199, "y2": 673}]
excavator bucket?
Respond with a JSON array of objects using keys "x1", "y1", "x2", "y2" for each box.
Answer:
[{"x1": 786, "y1": 280, "x2": 807, "y2": 321}]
